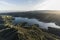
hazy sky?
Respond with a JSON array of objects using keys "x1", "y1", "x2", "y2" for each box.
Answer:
[{"x1": 0, "y1": 0, "x2": 60, "y2": 11}]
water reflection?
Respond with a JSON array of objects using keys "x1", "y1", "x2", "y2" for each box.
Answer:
[{"x1": 13, "y1": 17, "x2": 60, "y2": 29}]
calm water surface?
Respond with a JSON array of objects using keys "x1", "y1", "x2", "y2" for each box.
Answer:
[{"x1": 13, "y1": 17, "x2": 60, "y2": 29}]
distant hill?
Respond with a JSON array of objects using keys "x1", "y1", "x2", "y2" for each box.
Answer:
[{"x1": 0, "y1": 10, "x2": 60, "y2": 26}]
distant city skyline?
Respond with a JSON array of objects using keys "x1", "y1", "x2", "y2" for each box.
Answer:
[{"x1": 0, "y1": 0, "x2": 60, "y2": 11}]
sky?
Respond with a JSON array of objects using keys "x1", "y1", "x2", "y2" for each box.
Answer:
[{"x1": 0, "y1": 0, "x2": 60, "y2": 11}]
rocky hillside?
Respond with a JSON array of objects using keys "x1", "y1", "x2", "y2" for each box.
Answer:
[{"x1": 0, "y1": 24, "x2": 60, "y2": 40}]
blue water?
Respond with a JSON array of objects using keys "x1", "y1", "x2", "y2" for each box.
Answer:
[{"x1": 13, "y1": 17, "x2": 60, "y2": 29}]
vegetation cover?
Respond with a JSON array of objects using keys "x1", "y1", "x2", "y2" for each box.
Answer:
[{"x1": 0, "y1": 15, "x2": 60, "y2": 40}]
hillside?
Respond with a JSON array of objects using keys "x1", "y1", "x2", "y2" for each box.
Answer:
[
  {"x1": 0, "y1": 17, "x2": 60, "y2": 40},
  {"x1": 0, "y1": 24, "x2": 60, "y2": 40}
]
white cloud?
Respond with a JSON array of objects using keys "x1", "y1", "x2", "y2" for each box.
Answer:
[
  {"x1": 0, "y1": 0, "x2": 60, "y2": 11},
  {"x1": 0, "y1": 0, "x2": 45, "y2": 11},
  {"x1": 34, "y1": 0, "x2": 60, "y2": 10},
  {"x1": 0, "y1": 0, "x2": 36, "y2": 11},
  {"x1": 0, "y1": 1, "x2": 26, "y2": 11}
]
